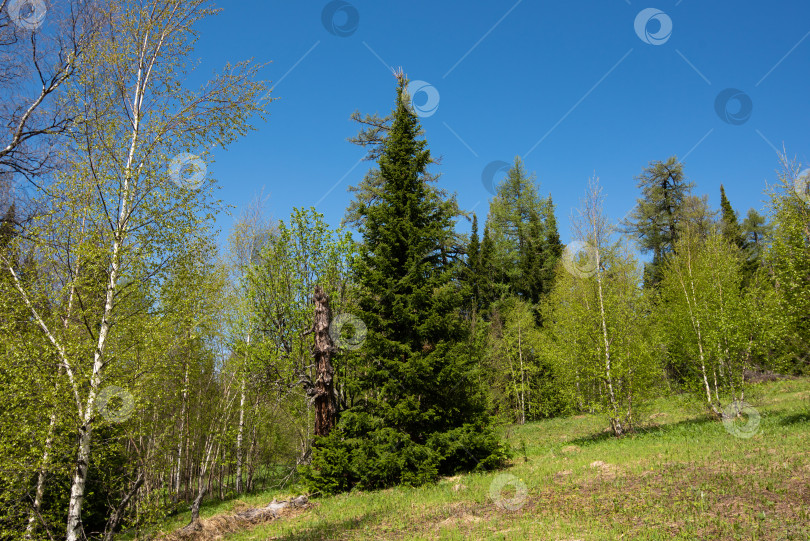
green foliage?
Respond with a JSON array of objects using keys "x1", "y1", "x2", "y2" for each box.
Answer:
[
  {"x1": 483, "y1": 157, "x2": 562, "y2": 308},
  {"x1": 305, "y1": 76, "x2": 504, "y2": 495},
  {"x1": 544, "y1": 249, "x2": 659, "y2": 431},
  {"x1": 543, "y1": 180, "x2": 660, "y2": 434},
  {"x1": 742, "y1": 208, "x2": 769, "y2": 264},
  {"x1": 246, "y1": 207, "x2": 354, "y2": 452},
  {"x1": 719, "y1": 185, "x2": 745, "y2": 249},
  {"x1": 658, "y1": 229, "x2": 782, "y2": 412},
  {"x1": 481, "y1": 297, "x2": 568, "y2": 423},
  {"x1": 624, "y1": 156, "x2": 694, "y2": 287},
  {"x1": 302, "y1": 413, "x2": 510, "y2": 495},
  {"x1": 764, "y1": 158, "x2": 810, "y2": 372}
]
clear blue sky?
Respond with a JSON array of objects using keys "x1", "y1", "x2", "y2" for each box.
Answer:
[{"x1": 192, "y1": 1, "x2": 810, "y2": 247}]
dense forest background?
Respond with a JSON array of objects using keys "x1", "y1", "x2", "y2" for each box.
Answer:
[{"x1": 1, "y1": 1, "x2": 809, "y2": 539}]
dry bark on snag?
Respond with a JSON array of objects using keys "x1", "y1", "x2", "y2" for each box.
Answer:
[{"x1": 311, "y1": 286, "x2": 337, "y2": 436}]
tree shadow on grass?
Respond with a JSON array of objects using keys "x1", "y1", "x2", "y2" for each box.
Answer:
[
  {"x1": 564, "y1": 415, "x2": 719, "y2": 447},
  {"x1": 779, "y1": 412, "x2": 810, "y2": 426},
  {"x1": 270, "y1": 511, "x2": 382, "y2": 541}
]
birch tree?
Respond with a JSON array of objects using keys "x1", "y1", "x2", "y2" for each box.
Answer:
[
  {"x1": 660, "y1": 228, "x2": 781, "y2": 416},
  {"x1": 227, "y1": 195, "x2": 272, "y2": 495},
  {"x1": 0, "y1": 0, "x2": 101, "y2": 178},
  {"x1": 765, "y1": 155, "x2": 810, "y2": 367},
  {"x1": 544, "y1": 177, "x2": 659, "y2": 435},
  {"x1": 0, "y1": 1, "x2": 266, "y2": 538}
]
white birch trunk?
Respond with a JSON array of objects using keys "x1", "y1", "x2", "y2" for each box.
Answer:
[
  {"x1": 235, "y1": 334, "x2": 250, "y2": 494},
  {"x1": 595, "y1": 245, "x2": 621, "y2": 435}
]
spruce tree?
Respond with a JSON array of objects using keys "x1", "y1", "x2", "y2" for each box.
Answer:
[
  {"x1": 304, "y1": 74, "x2": 507, "y2": 495},
  {"x1": 719, "y1": 184, "x2": 745, "y2": 249},
  {"x1": 464, "y1": 214, "x2": 482, "y2": 315},
  {"x1": 478, "y1": 223, "x2": 502, "y2": 311},
  {"x1": 540, "y1": 196, "x2": 564, "y2": 296}
]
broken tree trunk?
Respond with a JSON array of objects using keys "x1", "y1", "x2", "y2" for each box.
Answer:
[{"x1": 311, "y1": 286, "x2": 337, "y2": 437}]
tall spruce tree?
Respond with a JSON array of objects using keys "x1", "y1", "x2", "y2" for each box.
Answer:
[
  {"x1": 463, "y1": 214, "x2": 483, "y2": 316},
  {"x1": 478, "y1": 223, "x2": 503, "y2": 310},
  {"x1": 719, "y1": 184, "x2": 745, "y2": 249},
  {"x1": 540, "y1": 196, "x2": 564, "y2": 298},
  {"x1": 303, "y1": 74, "x2": 507, "y2": 495}
]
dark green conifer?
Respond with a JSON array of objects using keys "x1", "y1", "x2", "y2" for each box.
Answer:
[
  {"x1": 719, "y1": 184, "x2": 745, "y2": 249},
  {"x1": 304, "y1": 74, "x2": 507, "y2": 495}
]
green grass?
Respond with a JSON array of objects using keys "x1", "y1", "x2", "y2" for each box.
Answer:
[{"x1": 152, "y1": 378, "x2": 810, "y2": 540}]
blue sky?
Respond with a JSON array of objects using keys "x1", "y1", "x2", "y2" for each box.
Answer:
[{"x1": 192, "y1": 1, "x2": 810, "y2": 248}]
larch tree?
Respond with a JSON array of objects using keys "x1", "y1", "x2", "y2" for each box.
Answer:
[
  {"x1": 485, "y1": 157, "x2": 559, "y2": 305},
  {"x1": 623, "y1": 156, "x2": 693, "y2": 287},
  {"x1": 741, "y1": 207, "x2": 770, "y2": 280}
]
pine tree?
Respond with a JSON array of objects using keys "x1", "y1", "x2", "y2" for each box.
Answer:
[
  {"x1": 304, "y1": 74, "x2": 507, "y2": 495},
  {"x1": 719, "y1": 184, "x2": 745, "y2": 249},
  {"x1": 623, "y1": 157, "x2": 693, "y2": 287}
]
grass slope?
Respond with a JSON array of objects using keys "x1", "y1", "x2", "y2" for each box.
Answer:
[{"x1": 154, "y1": 377, "x2": 810, "y2": 540}]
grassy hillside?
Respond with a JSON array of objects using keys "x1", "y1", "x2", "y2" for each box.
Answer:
[{"x1": 149, "y1": 377, "x2": 810, "y2": 540}]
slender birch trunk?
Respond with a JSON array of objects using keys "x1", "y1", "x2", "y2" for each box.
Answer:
[
  {"x1": 175, "y1": 358, "x2": 189, "y2": 500},
  {"x1": 190, "y1": 436, "x2": 218, "y2": 524},
  {"x1": 678, "y1": 246, "x2": 722, "y2": 417},
  {"x1": 595, "y1": 244, "x2": 622, "y2": 435},
  {"x1": 235, "y1": 334, "x2": 250, "y2": 494},
  {"x1": 517, "y1": 318, "x2": 526, "y2": 425},
  {"x1": 24, "y1": 216, "x2": 87, "y2": 538}
]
